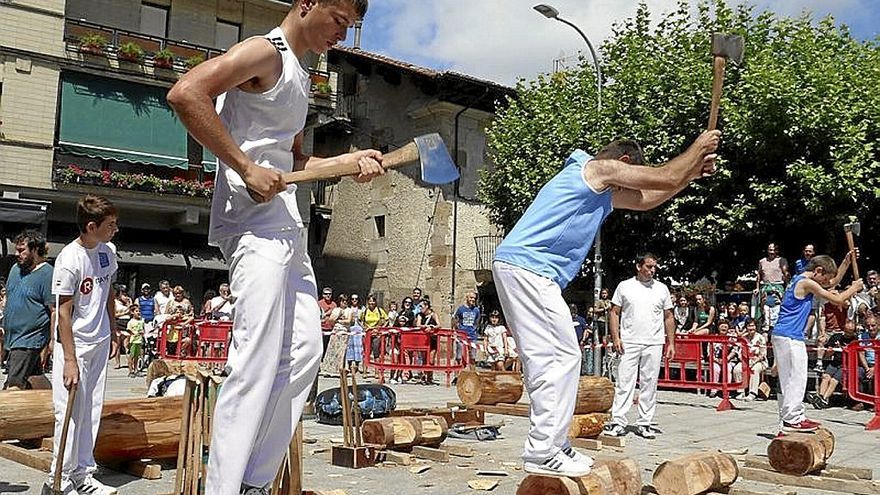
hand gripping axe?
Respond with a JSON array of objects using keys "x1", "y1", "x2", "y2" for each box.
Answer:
[
  {"x1": 707, "y1": 33, "x2": 744, "y2": 130},
  {"x1": 844, "y1": 217, "x2": 861, "y2": 279}
]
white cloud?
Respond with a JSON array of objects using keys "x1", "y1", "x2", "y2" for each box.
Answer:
[{"x1": 361, "y1": 0, "x2": 872, "y2": 86}]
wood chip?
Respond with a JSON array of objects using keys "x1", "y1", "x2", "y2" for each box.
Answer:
[
  {"x1": 310, "y1": 448, "x2": 329, "y2": 455},
  {"x1": 475, "y1": 470, "x2": 508, "y2": 477},
  {"x1": 410, "y1": 465, "x2": 431, "y2": 474},
  {"x1": 719, "y1": 448, "x2": 748, "y2": 455},
  {"x1": 468, "y1": 479, "x2": 499, "y2": 491}
]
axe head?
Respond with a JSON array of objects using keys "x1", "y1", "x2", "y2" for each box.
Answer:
[
  {"x1": 844, "y1": 221, "x2": 861, "y2": 236},
  {"x1": 414, "y1": 133, "x2": 460, "y2": 185},
  {"x1": 712, "y1": 33, "x2": 744, "y2": 64}
]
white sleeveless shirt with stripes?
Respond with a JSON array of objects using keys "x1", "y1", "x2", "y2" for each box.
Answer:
[{"x1": 209, "y1": 27, "x2": 310, "y2": 244}]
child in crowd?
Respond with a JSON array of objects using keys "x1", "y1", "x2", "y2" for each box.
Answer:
[
  {"x1": 127, "y1": 304, "x2": 145, "y2": 377},
  {"x1": 745, "y1": 319, "x2": 768, "y2": 401},
  {"x1": 773, "y1": 253, "x2": 860, "y2": 433},
  {"x1": 484, "y1": 310, "x2": 508, "y2": 371},
  {"x1": 711, "y1": 320, "x2": 742, "y2": 395},
  {"x1": 48, "y1": 194, "x2": 119, "y2": 495},
  {"x1": 505, "y1": 331, "x2": 520, "y2": 373}
]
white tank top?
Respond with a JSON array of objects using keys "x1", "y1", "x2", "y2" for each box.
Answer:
[{"x1": 209, "y1": 27, "x2": 310, "y2": 244}]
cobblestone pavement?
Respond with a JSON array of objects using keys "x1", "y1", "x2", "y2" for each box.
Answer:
[{"x1": 1, "y1": 365, "x2": 878, "y2": 494}]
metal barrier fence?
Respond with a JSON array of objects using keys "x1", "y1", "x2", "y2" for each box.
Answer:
[
  {"x1": 844, "y1": 340, "x2": 880, "y2": 430},
  {"x1": 363, "y1": 327, "x2": 471, "y2": 386},
  {"x1": 158, "y1": 319, "x2": 232, "y2": 364},
  {"x1": 658, "y1": 334, "x2": 752, "y2": 412}
]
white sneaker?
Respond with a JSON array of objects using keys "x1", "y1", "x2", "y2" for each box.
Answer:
[
  {"x1": 523, "y1": 449, "x2": 591, "y2": 477},
  {"x1": 603, "y1": 423, "x2": 627, "y2": 437},
  {"x1": 74, "y1": 475, "x2": 117, "y2": 495},
  {"x1": 637, "y1": 425, "x2": 656, "y2": 439},
  {"x1": 561, "y1": 446, "x2": 595, "y2": 467},
  {"x1": 42, "y1": 479, "x2": 78, "y2": 495},
  {"x1": 240, "y1": 485, "x2": 269, "y2": 495}
]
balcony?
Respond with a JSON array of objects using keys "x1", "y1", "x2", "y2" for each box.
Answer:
[{"x1": 474, "y1": 235, "x2": 503, "y2": 271}]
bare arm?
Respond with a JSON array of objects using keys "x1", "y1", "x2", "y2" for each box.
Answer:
[
  {"x1": 829, "y1": 251, "x2": 853, "y2": 287},
  {"x1": 609, "y1": 304, "x2": 623, "y2": 353},
  {"x1": 664, "y1": 309, "x2": 676, "y2": 360},
  {"x1": 167, "y1": 38, "x2": 287, "y2": 202},
  {"x1": 587, "y1": 130, "x2": 720, "y2": 194},
  {"x1": 291, "y1": 133, "x2": 384, "y2": 183},
  {"x1": 800, "y1": 278, "x2": 864, "y2": 306},
  {"x1": 57, "y1": 296, "x2": 78, "y2": 390}
]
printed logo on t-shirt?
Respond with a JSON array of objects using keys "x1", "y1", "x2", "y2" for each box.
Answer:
[
  {"x1": 98, "y1": 252, "x2": 110, "y2": 268},
  {"x1": 80, "y1": 277, "x2": 94, "y2": 295}
]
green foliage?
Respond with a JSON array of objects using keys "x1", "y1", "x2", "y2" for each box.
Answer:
[
  {"x1": 117, "y1": 42, "x2": 145, "y2": 62},
  {"x1": 482, "y1": 0, "x2": 880, "y2": 285},
  {"x1": 314, "y1": 81, "x2": 332, "y2": 95},
  {"x1": 78, "y1": 33, "x2": 108, "y2": 52},
  {"x1": 185, "y1": 55, "x2": 205, "y2": 69}
]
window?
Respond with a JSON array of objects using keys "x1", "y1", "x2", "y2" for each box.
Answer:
[
  {"x1": 215, "y1": 20, "x2": 240, "y2": 50},
  {"x1": 140, "y1": 3, "x2": 168, "y2": 38},
  {"x1": 374, "y1": 215, "x2": 386, "y2": 238}
]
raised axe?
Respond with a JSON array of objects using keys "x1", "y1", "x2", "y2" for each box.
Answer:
[
  {"x1": 844, "y1": 218, "x2": 861, "y2": 279},
  {"x1": 283, "y1": 133, "x2": 459, "y2": 185},
  {"x1": 707, "y1": 33, "x2": 744, "y2": 130}
]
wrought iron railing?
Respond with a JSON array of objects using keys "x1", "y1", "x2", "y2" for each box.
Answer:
[{"x1": 474, "y1": 235, "x2": 503, "y2": 271}]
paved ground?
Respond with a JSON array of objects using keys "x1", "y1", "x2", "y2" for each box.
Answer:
[{"x1": 1, "y1": 365, "x2": 879, "y2": 494}]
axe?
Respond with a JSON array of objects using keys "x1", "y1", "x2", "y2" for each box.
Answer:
[
  {"x1": 707, "y1": 33, "x2": 744, "y2": 130},
  {"x1": 283, "y1": 133, "x2": 459, "y2": 185},
  {"x1": 844, "y1": 218, "x2": 861, "y2": 279}
]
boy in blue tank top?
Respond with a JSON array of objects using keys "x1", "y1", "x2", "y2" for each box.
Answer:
[
  {"x1": 772, "y1": 253, "x2": 861, "y2": 435},
  {"x1": 493, "y1": 130, "x2": 720, "y2": 477}
]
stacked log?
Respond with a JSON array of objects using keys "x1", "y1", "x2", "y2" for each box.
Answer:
[
  {"x1": 456, "y1": 371, "x2": 523, "y2": 406},
  {"x1": 516, "y1": 457, "x2": 641, "y2": 495},
  {"x1": 361, "y1": 416, "x2": 448, "y2": 449},
  {"x1": 569, "y1": 376, "x2": 615, "y2": 438},
  {"x1": 0, "y1": 390, "x2": 183, "y2": 462},
  {"x1": 652, "y1": 452, "x2": 738, "y2": 495},
  {"x1": 768, "y1": 427, "x2": 835, "y2": 475},
  {"x1": 568, "y1": 413, "x2": 611, "y2": 439}
]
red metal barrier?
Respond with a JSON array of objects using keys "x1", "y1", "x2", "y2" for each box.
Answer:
[
  {"x1": 844, "y1": 340, "x2": 880, "y2": 430},
  {"x1": 658, "y1": 334, "x2": 752, "y2": 412},
  {"x1": 158, "y1": 318, "x2": 232, "y2": 364},
  {"x1": 364, "y1": 327, "x2": 471, "y2": 386}
]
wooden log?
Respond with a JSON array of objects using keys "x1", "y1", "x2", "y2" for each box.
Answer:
[
  {"x1": 574, "y1": 376, "x2": 614, "y2": 414},
  {"x1": 361, "y1": 416, "x2": 447, "y2": 449},
  {"x1": 0, "y1": 390, "x2": 183, "y2": 462},
  {"x1": 516, "y1": 458, "x2": 640, "y2": 495},
  {"x1": 768, "y1": 427, "x2": 836, "y2": 476},
  {"x1": 456, "y1": 371, "x2": 524, "y2": 406},
  {"x1": 653, "y1": 452, "x2": 738, "y2": 495},
  {"x1": 568, "y1": 413, "x2": 610, "y2": 439}
]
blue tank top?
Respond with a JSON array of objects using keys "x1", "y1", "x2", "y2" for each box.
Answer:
[
  {"x1": 494, "y1": 150, "x2": 612, "y2": 288},
  {"x1": 773, "y1": 274, "x2": 813, "y2": 341},
  {"x1": 138, "y1": 295, "x2": 155, "y2": 322}
]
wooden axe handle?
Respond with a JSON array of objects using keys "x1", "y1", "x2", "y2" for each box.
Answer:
[
  {"x1": 53, "y1": 386, "x2": 77, "y2": 493},
  {"x1": 845, "y1": 230, "x2": 861, "y2": 280},
  {"x1": 707, "y1": 55, "x2": 727, "y2": 131},
  {"x1": 281, "y1": 142, "x2": 419, "y2": 184}
]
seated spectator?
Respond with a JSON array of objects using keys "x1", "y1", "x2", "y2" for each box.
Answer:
[
  {"x1": 816, "y1": 296, "x2": 848, "y2": 372},
  {"x1": 811, "y1": 320, "x2": 860, "y2": 409},
  {"x1": 484, "y1": 310, "x2": 507, "y2": 371},
  {"x1": 858, "y1": 315, "x2": 878, "y2": 393},
  {"x1": 692, "y1": 293, "x2": 715, "y2": 336},
  {"x1": 711, "y1": 321, "x2": 742, "y2": 395},
  {"x1": 416, "y1": 299, "x2": 439, "y2": 384},
  {"x1": 731, "y1": 302, "x2": 751, "y2": 333},
  {"x1": 673, "y1": 295, "x2": 696, "y2": 333},
  {"x1": 744, "y1": 319, "x2": 768, "y2": 401},
  {"x1": 505, "y1": 331, "x2": 520, "y2": 372},
  {"x1": 724, "y1": 303, "x2": 739, "y2": 323},
  {"x1": 207, "y1": 283, "x2": 234, "y2": 320}
]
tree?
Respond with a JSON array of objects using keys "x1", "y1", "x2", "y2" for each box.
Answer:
[{"x1": 481, "y1": 0, "x2": 880, "y2": 290}]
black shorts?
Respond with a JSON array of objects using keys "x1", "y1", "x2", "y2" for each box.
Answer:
[
  {"x1": 824, "y1": 363, "x2": 844, "y2": 382},
  {"x1": 4, "y1": 348, "x2": 43, "y2": 389}
]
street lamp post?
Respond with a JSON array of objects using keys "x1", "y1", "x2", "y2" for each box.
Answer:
[{"x1": 534, "y1": 3, "x2": 605, "y2": 376}]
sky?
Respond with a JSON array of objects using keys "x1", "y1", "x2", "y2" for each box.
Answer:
[{"x1": 350, "y1": 0, "x2": 880, "y2": 86}]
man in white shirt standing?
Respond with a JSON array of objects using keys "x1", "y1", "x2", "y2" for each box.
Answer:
[{"x1": 605, "y1": 253, "x2": 674, "y2": 439}]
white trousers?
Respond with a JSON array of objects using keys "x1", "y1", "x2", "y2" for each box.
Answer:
[
  {"x1": 492, "y1": 262, "x2": 581, "y2": 462},
  {"x1": 610, "y1": 343, "x2": 663, "y2": 427},
  {"x1": 50, "y1": 337, "x2": 110, "y2": 480},
  {"x1": 772, "y1": 335, "x2": 807, "y2": 427},
  {"x1": 207, "y1": 232, "x2": 323, "y2": 494}
]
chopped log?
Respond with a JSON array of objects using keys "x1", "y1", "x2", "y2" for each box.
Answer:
[
  {"x1": 653, "y1": 452, "x2": 738, "y2": 495},
  {"x1": 361, "y1": 416, "x2": 447, "y2": 449},
  {"x1": 517, "y1": 458, "x2": 640, "y2": 495},
  {"x1": 456, "y1": 371, "x2": 523, "y2": 406},
  {"x1": 411, "y1": 445, "x2": 450, "y2": 463},
  {"x1": 768, "y1": 427, "x2": 835, "y2": 476},
  {"x1": 568, "y1": 413, "x2": 610, "y2": 439},
  {"x1": 574, "y1": 376, "x2": 614, "y2": 414},
  {"x1": 0, "y1": 390, "x2": 183, "y2": 462}
]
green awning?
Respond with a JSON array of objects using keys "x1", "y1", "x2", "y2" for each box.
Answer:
[
  {"x1": 58, "y1": 72, "x2": 189, "y2": 169},
  {"x1": 202, "y1": 148, "x2": 217, "y2": 173}
]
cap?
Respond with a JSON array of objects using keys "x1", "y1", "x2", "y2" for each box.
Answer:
[{"x1": 141, "y1": 283, "x2": 151, "y2": 289}]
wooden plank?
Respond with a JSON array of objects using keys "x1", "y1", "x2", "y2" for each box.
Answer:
[
  {"x1": 411, "y1": 446, "x2": 450, "y2": 463},
  {"x1": 40, "y1": 437, "x2": 53, "y2": 451},
  {"x1": 598, "y1": 434, "x2": 626, "y2": 447},
  {"x1": 0, "y1": 442, "x2": 52, "y2": 472},
  {"x1": 739, "y1": 466, "x2": 880, "y2": 494},
  {"x1": 439, "y1": 444, "x2": 474, "y2": 458},
  {"x1": 123, "y1": 460, "x2": 162, "y2": 480},
  {"x1": 571, "y1": 438, "x2": 603, "y2": 451},
  {"x1": 379, "y1": 451, "x2": 414, "y2": 465},
  {"x1": 743, "y1": 454, "x2": 873, "y2": 481},
  {"x1": 727, "y1": 487, "x2": 797, "y2": 495},
  {"x1": 470, "y1": 403, "x2": 530, "y2": 417}
]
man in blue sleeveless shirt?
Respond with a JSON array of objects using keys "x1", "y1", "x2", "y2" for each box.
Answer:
[
  {"x1": 772, "y1": 254, "x2": 861, "y2": 435},
  {"x1": 493, "y1": 130, "x2": 720, "y2": 477}
]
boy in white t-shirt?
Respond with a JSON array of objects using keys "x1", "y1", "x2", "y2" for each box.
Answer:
[{"x1": 46, "y1": 194, "x2": 119, "y2": 495}]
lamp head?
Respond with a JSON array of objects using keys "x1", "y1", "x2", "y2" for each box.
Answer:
[{"x1": 533, "y1": 4, "x2": 559, "y2": 19}]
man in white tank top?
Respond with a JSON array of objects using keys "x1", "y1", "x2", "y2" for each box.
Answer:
[{"x1": 168, "y1": 2, "x2": 379, "y2": 494}]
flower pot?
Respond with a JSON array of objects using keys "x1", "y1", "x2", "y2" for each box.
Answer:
[
  {"x1": 155, "y1": 58, "x2": 174, "y2": 69},
  {"x1": 119, "y1": 53, "x2": 142, "y2": 63},
  {"x1": 80, "y1": 45, "x2": 104, "y2": 56}
]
